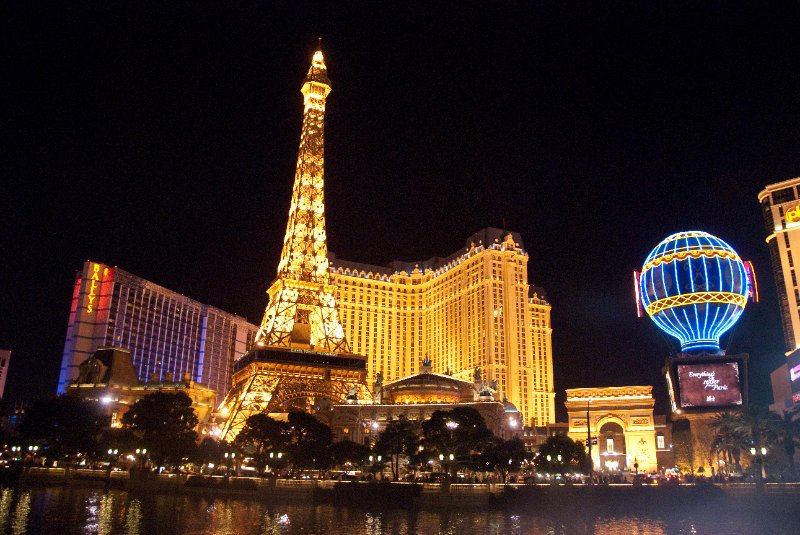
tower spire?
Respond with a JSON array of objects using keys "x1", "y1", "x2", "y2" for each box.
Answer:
[{"x1": 255, "y1": 47, "x2": 349, "y2": 352}]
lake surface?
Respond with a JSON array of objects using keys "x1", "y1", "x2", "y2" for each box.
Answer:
[{"x1": 0, "y1": 486, "x2": 796, "y2": 534}]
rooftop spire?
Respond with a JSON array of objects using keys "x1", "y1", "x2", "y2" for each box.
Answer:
[{"x1": 304, "y1": 40, "x2": 331, "y2": 88}]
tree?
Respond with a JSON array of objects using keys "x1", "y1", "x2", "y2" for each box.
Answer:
[
  {"x1": 711, "y1": 411, "x2": 747, "y2": 475},
  {"x1": 284, "y1": 411, "x2": 332, "y2": 472},
  {"x1": 19, "y1": 396, "x2": 108, "y2": 459},
  {"x1": 421, "y1": 407, "x2": 494, "y2": 476},
  {"x1": 483, "y1": 437, "x2": 527, "y2": 482},
  {"x1": 121, "y1": 392, "x2": 198, "y2": 465},
  {"x1": 673, "y1": 419, "x2": 695, "y2": 474},
  {"x1": 234, "y1": 414, "x2": 286, "y2": 471},
  {"x1": 771, "y1": 407, "x2": 800, "y2": 480},
  {"x1": 328, "y1": 440, "x2": 370, "y2": 472},
  {"x1": 534, "y1": 434, "x2": 587, "y2": 476},
  {"x1": 375, "y1": 416, "x2": 420, "y2": 480},
  {"x1": 733, "y1": 405, "x2": 782, "y2": 483},
  {"x1": 422, "y1": 407, "x2": 494, "y2": 480},
  {"x1": 97, "y1": 428, "x2": 138, "y2": 456},
  {"x1": 194, "y1": 437, "x2": 225, "y2": 472}
]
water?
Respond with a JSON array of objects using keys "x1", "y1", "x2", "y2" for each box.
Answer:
[{"x1": 0, "y1": 486, "x2": 795, "y2": 534}]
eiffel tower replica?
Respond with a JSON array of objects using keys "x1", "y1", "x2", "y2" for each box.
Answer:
[{"x1": 219, "y1": 46, "x2": 369, "y2": 441}]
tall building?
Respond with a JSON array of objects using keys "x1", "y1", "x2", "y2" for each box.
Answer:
[
  {"x1": 759, "y1": 177, "x2": 800, "y2": 354},
  {"x1": 760, "y1": 177, "x2": 800, "y2": 415},
  {"x1": 330, "y1": 228, "x2": 555, "y2": 426},
  {"x1": 218, "y1": 47, "x2": 369, "y2": 440},
  {"x1": 58, "y1": 261, "x2": 258, "y2": 397},
  {"x1": 0, "y1": 349, "x2": 10, "y2": 399}
]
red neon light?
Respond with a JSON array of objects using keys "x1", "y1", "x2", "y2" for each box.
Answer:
[
  {"x1": 745, "y1": 261, "x2": 759, "y2": 303},
  {"x1": 633, "y1": 271, "x2": 643, "y2": 318}
]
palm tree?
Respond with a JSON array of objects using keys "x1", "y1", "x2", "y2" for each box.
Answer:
[
  {"x1": 731, "y1": 405, "x2": 782, "y2": 485},
  {"x1": 770, "y1": 407, "x2": 800, "y2": 480},
  {"x1": 711, "y1": 411, "x2": 746, "y2": 475}
]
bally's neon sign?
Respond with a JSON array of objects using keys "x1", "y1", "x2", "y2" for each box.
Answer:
[
  {"x1": 786, "y1": 205, "x2": 800, "y2": 224},
  {"x1": 86, "y1": 263, "x2": 108, "y2": 313}
]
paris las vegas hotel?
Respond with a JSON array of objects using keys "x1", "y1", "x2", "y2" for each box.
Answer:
[{"x1": 59, "y1": 55, "x2": 555, "y2": 428}]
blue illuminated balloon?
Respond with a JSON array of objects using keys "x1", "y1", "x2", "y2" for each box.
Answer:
[{"x1": 639, "y1": 231, "x2": 750, "y2": 353}]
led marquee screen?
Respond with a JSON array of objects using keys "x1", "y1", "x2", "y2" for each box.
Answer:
[
  {"x1": 788, "y1": 352, "x2": 800, "y2": 405},
  {"x1": 677, "y1": 362, "x2": 743, "y2": 408}
]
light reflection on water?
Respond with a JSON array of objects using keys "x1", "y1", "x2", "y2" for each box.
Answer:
[
  {"x1": 84, "y1": 492, "x2": 114, "y2": 534},
  {"x1": 0, "y1": 486, "x2": 794, "y2": 534},
  {"x1": 10, "y1": 490, "x2": 30, "y2": 535},
  {"x1": 0, "y1": 488, "x2": 14, "y2": 532},
  {"x1": 125, "y1": 499, "x2": 141, "y2": 535}
]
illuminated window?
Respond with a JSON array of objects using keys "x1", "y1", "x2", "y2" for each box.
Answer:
[
  {"x1": 606, "y1": 437, "x2": 614, "y2": 453},
  {"x1": 657, "y1": 434, "x2": 665, "y2": 449}
]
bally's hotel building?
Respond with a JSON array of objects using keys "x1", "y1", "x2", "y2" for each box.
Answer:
[
  {"x1": 57, "y1": 261, "x2": 258, "y2": 398},
  {"x1": 760, "y1": 177, "x2": 800, "y2": 414}
]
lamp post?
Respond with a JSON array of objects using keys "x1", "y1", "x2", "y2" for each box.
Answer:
[
  {"x1": 135, "y1": 448, "x2": 148, "y2": 471},
  {"x1": 445, "y1": 420, "x2": 459, "y2": 481},
  {"x1": 224, "y1": 451, "x2": 236, "y2": 479},
  {"x1": 586, "y1": 398, "x2": 593, "y2": 486},
  {"x1": 749, "y1": 446, "x2": 767, "y2": 489}
]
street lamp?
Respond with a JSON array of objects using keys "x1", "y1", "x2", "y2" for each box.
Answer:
[
  {"x1": 750, "y1": 447, "x2": 767, "y2": 485},
  {"x1": 134, "y1": 448, "x2": 148, "y2": 471},
  {"x1": 224, "y1": 452, "x2": 236, "y2": 478},
  {"x1": 586, "y1": 398, "x2": 594, "y2": 485}
]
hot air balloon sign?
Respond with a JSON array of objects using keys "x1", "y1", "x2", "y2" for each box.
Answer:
[{"x1": 633, "y1": 231, "x2": 757, "y2": 353}]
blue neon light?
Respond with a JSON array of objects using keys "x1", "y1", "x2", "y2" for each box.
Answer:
[{"x1": 639, "y1": 231, "x2": 750, "y2": 353}]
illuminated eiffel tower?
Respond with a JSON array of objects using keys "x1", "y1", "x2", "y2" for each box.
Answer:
[
  {"x1": 255, "y1": 46, "x2": 348, "y2": 352},
  {"x1": 219, "y1": 46, "x2": 368, "y2": 441}
]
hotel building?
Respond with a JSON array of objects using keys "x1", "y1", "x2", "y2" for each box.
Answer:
[
  {"x1": 329, "y1": 228, "x2": 555, "y2": 426},
  {"x1": 759, "y1": 177, "x2": 800, "y2": 414},
  {"x1": 57, "y1": 260, "x2": 258, "y2": 397},
  {"x1": 759, "y1": 177, "x2": 800, "y2": 354}
]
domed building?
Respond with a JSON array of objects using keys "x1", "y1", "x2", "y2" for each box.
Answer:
[{"x1": 330, "y1": 358, "x2": 522, "y2": 443}]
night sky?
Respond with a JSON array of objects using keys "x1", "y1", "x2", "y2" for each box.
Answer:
[{"x1": 3, "y1": 2, "x2": 800, "y2": 418}]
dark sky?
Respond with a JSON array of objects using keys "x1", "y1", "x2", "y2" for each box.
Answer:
[{"x1": 3, "y1": 2, "x2": 799, "y2": 418}]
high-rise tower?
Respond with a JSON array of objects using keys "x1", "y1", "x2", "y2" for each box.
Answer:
[
  {"x1": 218, "y1": 47, "x2": 368, "y2": 440},
  {"x1": 759, "y1": 177, "x2": 800, "y2": 414},
  {"x1": 759, "y1": 177, "x2": 800, "y2": 354},
  {"x1": 256, "y1": 49, "x2": 349, "y2": 352}
]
